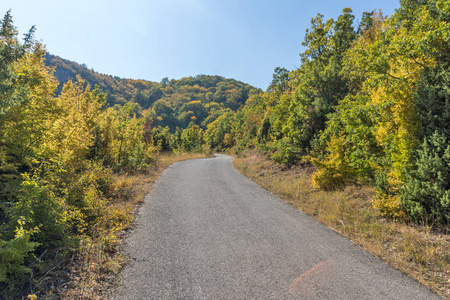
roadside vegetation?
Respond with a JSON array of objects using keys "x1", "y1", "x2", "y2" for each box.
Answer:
[
  {"x1": 208, "y1": 0, "x2": 450, "y2": 228},
  {"x1": 234, "y1": 151, "x2": 449, "y2": 299}
]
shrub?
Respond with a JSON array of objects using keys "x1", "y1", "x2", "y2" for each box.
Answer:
[
  {"x1": 0, "y1": 218, "x2": 39, "y2": 296},
  {"x1": 9, "y1": 175, "x2": 69, "y2": 248},
  {"x1": 372, "y1": 172, "x2": 404, "y2": 219},
  {"x1": 270, "y1": 137, "x2": 299, "y2": 166}
]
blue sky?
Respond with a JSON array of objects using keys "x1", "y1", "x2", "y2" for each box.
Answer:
[{"x1": 1, "y1": 0, "x2": 400, "y2": 90}]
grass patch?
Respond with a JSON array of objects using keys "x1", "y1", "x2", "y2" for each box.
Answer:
[{"x1": 234, "y1": 150, "x2": 450, "y2": 299}]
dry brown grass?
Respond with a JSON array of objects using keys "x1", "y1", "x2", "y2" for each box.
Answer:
[
  {"x1": 57, "y1": 152, "x2": 209, "y2": 299},
  {"x1": 234, "y1": 150, "x2": 450, "y2": 299}
]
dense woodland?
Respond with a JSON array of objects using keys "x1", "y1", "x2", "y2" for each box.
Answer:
[{"x1": 0, "y1": 0, "x2": 449, "y2": 297}]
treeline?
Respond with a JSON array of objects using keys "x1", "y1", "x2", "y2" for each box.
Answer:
[
  {"x1": 0, "y1": 11, "x2": 259, "y2": 298},
  {"x1": 206, "y1": 0, "x2": 450, "y2": 225}
]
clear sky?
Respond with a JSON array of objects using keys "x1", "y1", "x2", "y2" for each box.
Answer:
[{"x1": 1, "y1": 0, "x2": 400, "y2": 90}]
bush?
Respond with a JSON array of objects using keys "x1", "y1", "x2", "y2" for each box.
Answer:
[
  {"x1": 9, "y1": 175, "x2": 69, "y2": 248},
  {"x1": 372, "y1": 172, "x2": 404, "y2": 219},
  {"x1": 0, "y1": 218, "x2": 39, "y2": 296},
  {"x1": 270, "y1": 137, "x2": 299, "y2": 166}
]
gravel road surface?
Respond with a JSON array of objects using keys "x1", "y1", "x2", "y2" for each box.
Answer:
[{"x1": 111, "y1": 155, "x2": 443, "y2": 299}]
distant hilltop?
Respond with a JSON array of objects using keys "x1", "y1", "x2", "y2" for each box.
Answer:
[{"x1": 44, "y1": 53, "x2": 261, "y2": 109}]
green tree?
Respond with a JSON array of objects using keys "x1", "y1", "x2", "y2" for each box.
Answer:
[
  {"x1": 400, "y1": 132, "x2": 450, "y2": 225},
  {"x1": 268, "y1": 67, "x2": 289, "y2": 95},
  {"x1": 0, "y1": 10, "x2": 35, "y2": 113},
  {"x1": 281, "y1": 8, "x2": 356, "y2": 163}
]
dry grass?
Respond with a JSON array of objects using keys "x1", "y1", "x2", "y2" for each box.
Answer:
[
  {"x1": 56, "y1": 152, "x2": 209, "y2": 299},
  {"x1": 234, "y1": 150, "x2": 450, "y2": 299}
]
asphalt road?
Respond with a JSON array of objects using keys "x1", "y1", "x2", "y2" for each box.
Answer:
[{"x1": 111, "y1": 155, "x2": 443, "y2": 300}]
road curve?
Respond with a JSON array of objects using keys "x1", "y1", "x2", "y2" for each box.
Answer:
[{"x1": 111, "y1": 155, "x2": 442, "y2": 300}]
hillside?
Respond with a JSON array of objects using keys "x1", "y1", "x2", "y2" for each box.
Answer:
[{"x1": 44, "y1": 53, "x2": 261, "y2": 130}]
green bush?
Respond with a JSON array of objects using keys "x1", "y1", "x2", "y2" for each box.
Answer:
[
  {"x1": 9, "y1": 175, "x2": 69, "y2": 248},
  {"x1": 270, "y1": 137, "x2": 299, "y2": 166}
]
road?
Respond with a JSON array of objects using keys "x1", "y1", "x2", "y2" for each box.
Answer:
[{"x1": 111, "y1": 155, "x2": 443, "y2": 299}]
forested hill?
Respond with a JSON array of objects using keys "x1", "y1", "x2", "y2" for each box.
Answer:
[{"x1": 43, "y1": 53, "x2": 261, "y2": 130}]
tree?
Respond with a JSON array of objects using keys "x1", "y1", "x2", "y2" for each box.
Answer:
[
  {"x1": 268, "y1": 67, "x2": 289, "y2": 95},
  {"x1": 330, "y1": 8, "x2": 356, "y2": 58},
  {"x1": 400, "y1": 132, "x2": 450, "y2": 224},
  {"x1": 301, "y1": 13, "x2": 333, "y2": 64},
  {"x1": 0, "y1": 10, "x2": 35, "y2": 113},
  {"x1": 160, "y1": 77, "x2": 169, "y2": 87},
  {"x1": 0, "y1": 42, "x2": 58, "y2": 203},
  {"x1": 280, "y1": 8, "x2": 356, "y2": 163},
  {"x1": 181, "y1": 123, "x2": 203, "y2": 152}
]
